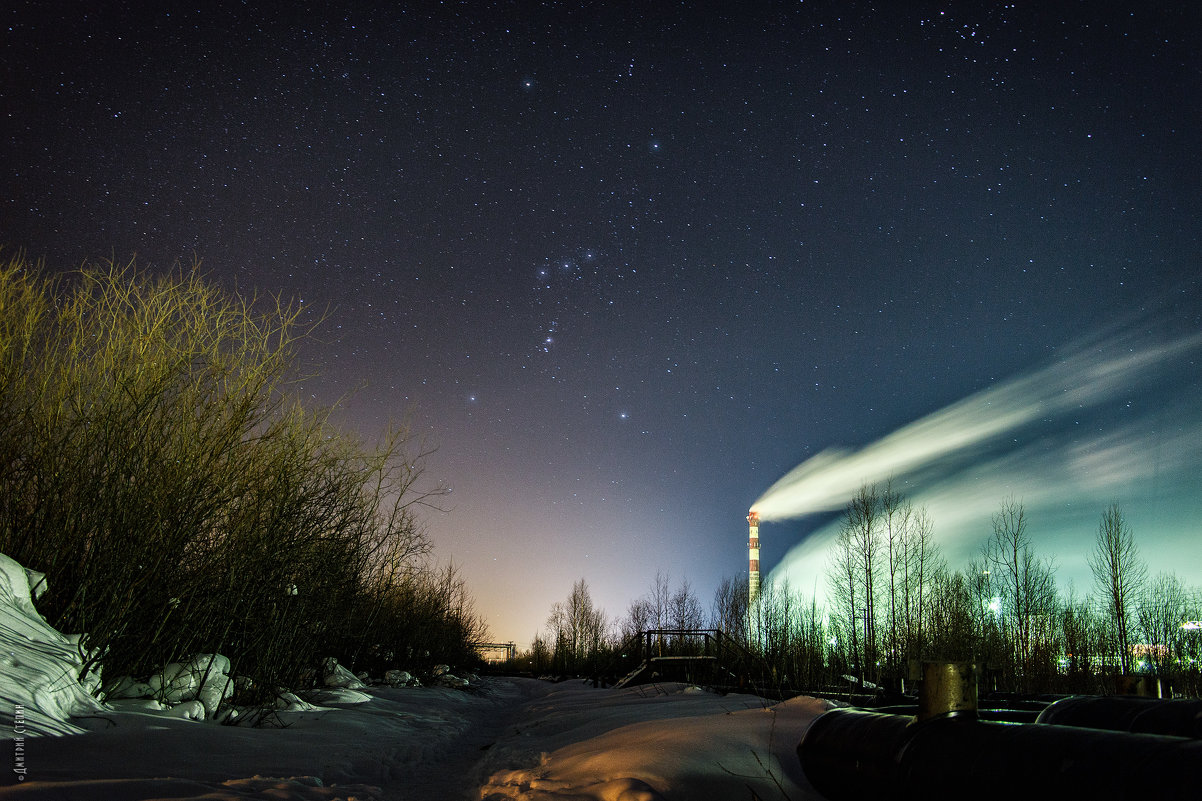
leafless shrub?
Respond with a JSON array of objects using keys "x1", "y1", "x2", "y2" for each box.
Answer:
[{"x1": 0, "y1": 255, "x2": 482, "y2": 704}]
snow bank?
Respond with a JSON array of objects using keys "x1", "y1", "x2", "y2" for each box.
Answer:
[
  {"x1": 0, "y1": 553, "x2": 106, "y2": 736},
  {"x1": 322, "y1": 657, "x2": 367, "y2": 690},
  {"x1": 0, "y1": 544, "x2": 832, "y2": 799},
  {"x1": 0, "y1": 676, "x2": 834, "y2": 800},
  {"x1": 304, "y1": 687, "x2": 374, "y2": 705},
  {"x1": 479, "y1": 683, "x2": 833, "y2": 801},
  {"x1": 0, "y1": 680, "x2": 519, "y2": 799}
]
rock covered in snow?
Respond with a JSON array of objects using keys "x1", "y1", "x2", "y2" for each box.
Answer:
[
  {"x1": 165, "y1": 699, "x2": 207, "y2": 720},
  {"x1": 384, "y1": 669, "x2": 414, "y2": 687},
  {"x1": 428, "y1": 664, "x2": 475, "y2": 688},
  {"x1": 148, "y1": 654, "x2": 234, "y2": 717},
  {"x1": 0, "y1": 552, "x2": 107, "y2": 736},
  {"x1": 321, "y1": 657, "x2": 366, "y2": 690}
]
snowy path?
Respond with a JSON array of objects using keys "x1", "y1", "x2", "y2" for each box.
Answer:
[
  {"x1": 1, "y1": 678, "x2": 831, "y2": 800},
  {"x1": 400, "y1": 678, "x2": 561, "y2": 799}
]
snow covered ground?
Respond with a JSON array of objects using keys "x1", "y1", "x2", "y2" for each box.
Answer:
[
  {"x1": 1, "y1": 679, "x2": 832, "y2": 800},
  {"x1": 0, "y1": 552, "x2": 833, "y2": 800},
  {"x1": 477, "y1": 681, "x2": 832, "y2": 801}
]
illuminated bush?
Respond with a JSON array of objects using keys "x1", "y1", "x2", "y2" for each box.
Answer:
[{"x1": 0, "y1": 254, "x2": 478, "y2": 702}]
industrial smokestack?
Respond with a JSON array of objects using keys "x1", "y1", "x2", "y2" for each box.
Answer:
[{"x1": 747, "y1": 510, "x2": 760, "y2": 604}]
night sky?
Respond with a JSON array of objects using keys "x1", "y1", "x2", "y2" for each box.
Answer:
[{"x1": 4, "y1": 2, "x2": 1200, "y2": 646}]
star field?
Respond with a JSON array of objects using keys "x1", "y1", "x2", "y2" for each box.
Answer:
[{"x1": 3, "y1": 2, "x2": 1200, "y2": 644}]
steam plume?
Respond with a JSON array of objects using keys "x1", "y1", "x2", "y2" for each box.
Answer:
[
  {"x1": 750, "y1": 327, "x2": 1202, "y2": 523},
  {"x1": 756, "y1": 320, "x2": 1202, "y2": 599}
]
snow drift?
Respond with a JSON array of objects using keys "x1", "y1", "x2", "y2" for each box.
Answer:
[
  {"x1": 0, "y1": 552, "x2": 834, "y2": 799},
  {"x1": 478, "y1": 684, "x2": 832, "y2": 801},
  {"x1": 0, "y1": 553, "x2": 106, "y2": 737}
]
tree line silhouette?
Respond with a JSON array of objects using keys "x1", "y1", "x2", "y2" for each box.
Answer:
[{"x1": 524, "y1": 483, "x2": 1200, "y2": 698}]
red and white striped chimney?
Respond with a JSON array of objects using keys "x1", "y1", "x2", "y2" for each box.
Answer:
[{"x1": 747, "y1": 510, "x2": 761, "y2": 604}]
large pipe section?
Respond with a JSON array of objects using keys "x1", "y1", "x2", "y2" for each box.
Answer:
[
  {"x1": 799, "y1": 705, "x2": 1202, "y2": 800},
  {"x1": 746, "y1": 511, "x2": 760, "y2": 604},
  {"x1": 1036, "y1": 695, "x2": 1202, "y2": 738}
]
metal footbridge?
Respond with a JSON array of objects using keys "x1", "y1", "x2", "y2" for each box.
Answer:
[{"x1": 609, "y1": 629, "x2": 765, "y2": 691}]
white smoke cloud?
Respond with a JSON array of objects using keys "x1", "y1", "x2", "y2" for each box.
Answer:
[
  {"x1": 756, "y1": 324, "x2": 1202, "y2": 598},
  {"x1": 750, "y1": 328, "x2": 1202, "y2": 522}
]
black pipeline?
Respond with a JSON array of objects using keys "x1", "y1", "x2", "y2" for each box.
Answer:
[
  {"x1": 798, "y1": 663, "x2": 1202, "y2": 800},
  {"x1": 799, "y1": 707, "x2": 1202, "y2": 800},
  {"x1": 1036, "y1": 694, "x2": 1202, "y2": 738}
]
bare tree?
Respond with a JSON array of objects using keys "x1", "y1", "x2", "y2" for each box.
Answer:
[
  {"x1": 668, "y1": 577, "x2": 705, "y2": 631},
  {"x1": 793, "y1": 590, "x2": 829, "y2": 688},
  {"x1": 967, "y1": 557, "x2": 1005, "y2": 677},
  {"x1": 827, "y1": 483, "x2": 882, "y2": 685},
  {"x1": 1137, "y1": 571, "x2": 1189, "y2": 679},
  {"x1": 1058, "y1": 585, "x2": 1104, "y2": 694},
  {"x1": 648, "y1": 570, "x2": 673, "y2": 634},
  {"x1": 863, "y1": 480, "x2": 945, "y2": 687},
  {"x1": 710, "y1": 575, "x2": 749, "y2": 646},
  {"x1": 624, "y1": 570, "x2": 693, "y2": 654},
  {"x1": 1088, "y1": 503, "x2": 1146, "y2": 675},
  {"x1": 546, "y1": 578, "x2": 607, "y2": 673},
  {"x1": 527, "y1": 633, "x2": 552, "y2": 674},
  {"x1": 847, "y1": 483, "x2": 882, "y2": 683},
  {"x1": 827, "y1": 517, "x2": 862, "y2": 681},
  {"x1": 619, "y1": 596, "x2": 654, "y2": 644},
  {"x1": 881, "y1": 481, "x2": 910, "y2": 680},
  {"x1": 925, "y1": 567, "x2": 976, "y2": 662},
  {"x1": 755, "y1": 580, "x2": 796, "y2": 673},
  {"x1": 0, "y1": 258, "x2": 477, "y2": 699},
  {"x1": 902, "y1": 507, "x2": 941, "y2": 666},
  {"x1": 982, "y1": 497, "x2": 1058, "y2": 691}
]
